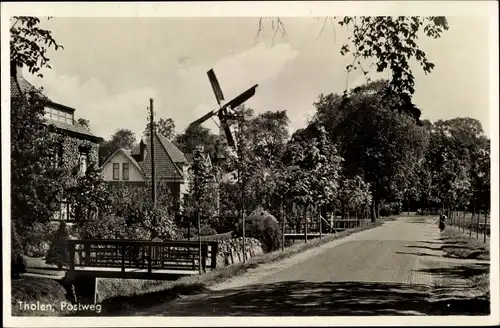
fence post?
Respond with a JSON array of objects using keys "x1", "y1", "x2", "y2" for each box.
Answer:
[
  {"x1": 68, "y1": 241, "x2": 75, "y2": 272},
  {"x1": 319, "y1": 204, "x2": 322, "y2": 239},
  {"x1": 484, "y1": 211, "x2": 488, "y2": 243},
  {"x1": 121, "y1": 244, "x2": 125, "y2": 272},
  {"x1": 476, "y1": 209, "x2": 480, "y2": 239},
  {"x1": 211, "y1": 242, "x2": 218, "y2": 269},
  {"x1": 201, "y1": 244, "x2": 208, "y2": 272},
  {"x1": 84, "y1": 242, "x2": 90, "y2": 266},
  {"x1": 147, "y1": 244, "x2": 152, "y2": 274}
]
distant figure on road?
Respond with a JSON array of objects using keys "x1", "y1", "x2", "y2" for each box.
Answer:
[{"x1": 439, "y1": 213, "x2": 447, "y2": 232}]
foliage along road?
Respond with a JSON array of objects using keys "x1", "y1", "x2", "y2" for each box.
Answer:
[{"x1": 135, "y1": 216, "x2": 490, "y2": 316}]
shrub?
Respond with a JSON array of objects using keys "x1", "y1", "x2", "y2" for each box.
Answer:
[
  {"x1": 22, "y1": 222, "x2": 57, "y2": 257},
  {"x1": 234, "y1": 208, "x2": 282, "y2": 252},
  {"x1": 46, "y1": 221, "x2": 70, "y2": 269},
  {"x1": 380, "y1": 202, "x2": 401, "y2": 217},
  {"x1": 199, "y1": 226, "x2": 217, "y2": 236},
  {"x1": 11, "y1": 224, "x2": 26, "y2": 278},
  {"x1": 218, "y1": 237, "x2": 262, "y2": 255},
  {"x1": 200, "y1": 231, "x2": 234, "y2": 242}
]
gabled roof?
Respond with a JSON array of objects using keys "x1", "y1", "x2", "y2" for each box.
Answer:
[
  {"x1": 139, "y1": 133, "x2": 186, "y2": 181},
  {"x1": 101, "y1": 148, "x2": 145, "y2": 177},
  {"x1": 157, "y1": 134, "x2": 188, "y2": 164}
]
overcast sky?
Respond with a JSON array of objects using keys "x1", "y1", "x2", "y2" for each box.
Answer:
[{"x1": 23, "y1": 16, "x2": 491, "y2": 140}]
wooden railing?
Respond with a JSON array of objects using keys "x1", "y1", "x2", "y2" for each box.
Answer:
[{"x1": 67, "y1": 239, "x2": 219, "y2": 274}]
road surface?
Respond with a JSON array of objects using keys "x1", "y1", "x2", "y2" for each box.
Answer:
[{"x1": 135, "y1": 217, "x2": 490, "y2": 316}]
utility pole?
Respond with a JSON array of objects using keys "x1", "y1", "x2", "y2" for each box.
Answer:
[
  {"x1": 198, "y1": 209, "x2": 202, "y2": 274},
  {"x1": 281, "y1": 198, "x2": 285, "y2": 251},
  {"x1": 149, "y1": 98, "x2": 157, "y2": 207},
  {"x1": 238, "y1": 111, "x2": 246, "y2": 263}
]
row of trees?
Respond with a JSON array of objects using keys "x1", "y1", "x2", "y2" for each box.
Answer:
[{"x1": 185, "y1": 80, "x2": 490, "y2": 236}]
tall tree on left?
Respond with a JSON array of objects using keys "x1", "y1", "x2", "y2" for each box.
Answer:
[
  {"x1": 10, "y1": 16, "x2": 63, "y2": 77},
  {"x1": 10, "y1": 17, "x2": 65, "y2": 268}
]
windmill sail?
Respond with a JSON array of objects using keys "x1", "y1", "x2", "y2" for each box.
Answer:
[
  {"x1": 190, "y1": 109, "x2": 217, "y2": 127},
  {"x1": 222, "y1": 85, "x2": 258, "y2": 111},
  {"x1": 207, "y1": 69, "x2": 225, "y2": 105}
]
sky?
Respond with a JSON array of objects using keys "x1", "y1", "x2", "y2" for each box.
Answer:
[{"x1": 22, "y1": 16, "x2": 492, "y2": 140}]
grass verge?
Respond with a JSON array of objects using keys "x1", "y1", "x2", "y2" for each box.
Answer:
[
  {"x1": 430, "y1": 226, "x2": 491, "y2": 315},
  {"x1": 98, "y1": 218, "x2": 389, "y2": 315},
  {"x1": 441, "y1": 226, "x2": 490, "y2": 261}
]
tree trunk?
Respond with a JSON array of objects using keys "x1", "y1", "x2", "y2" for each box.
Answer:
[
  {"x1": 304, "y1": 205, "x2": 308, "y2": 243},
  {"x1": 371, "y1": 201, "x2": 376, "y2": 222},
  {"x1": 281, "y1": 200, "x2": 285, "y2": 251},
  {"x1": 319, "y1": 204, "x2": 322, "y2": 239},
  {"x1": 407, "y1": 197, "x2": 410, "y2": 216},
  {"x1": 470, "y1": 207, "x2": 475, "y2": 238},
  {"x1": 476, "y1": 207, "x2": 480, "y2": 239},
  {"x1": 484, "y1": 210, "x2": 488, "y2": 243}
]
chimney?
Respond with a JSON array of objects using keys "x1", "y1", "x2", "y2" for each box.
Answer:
[{"x1": 139, "y1": 139, "x2": 147, "y2": 161}]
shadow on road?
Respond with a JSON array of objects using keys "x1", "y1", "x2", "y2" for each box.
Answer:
[
  {"x1": 417, "y1": 240, "x2": 468, "y2": 245},
  {"x1": 396, "y1": 251, "x2": 442, "y2": 258},
  {"x1": 150, "y1": 280, "x2": 489, "y2": 316},
  {"x1": 417, "y1": 263, "x2": 489, "y2": 280}
]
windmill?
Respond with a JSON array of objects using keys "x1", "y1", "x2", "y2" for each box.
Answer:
[{"x1": 189, "y1": 69, "x2": 258, "y2": 150}]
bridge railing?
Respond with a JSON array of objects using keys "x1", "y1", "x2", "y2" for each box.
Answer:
[{"x1": 68, "y1": 239, "x2": 219, "y2": 274}]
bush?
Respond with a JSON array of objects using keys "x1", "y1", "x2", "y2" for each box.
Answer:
[
  {"x1": 199, "y1": 226, "x2": 217, "y2": 236},
  {"x1": 46, "y1": 221, "x2": 70, "y2": 269},
  {"x1": 380, "y1": 202, "x2": 401, "y2": 217},
  {"x1": 235, "y1": 208, "x2": 282, "y2": 252},
  {"x1": 11, "y1": 224, "x2": 26, "y2": 278},
  {"x1": 200, "y1": 231, "x2": 234, "y2": 242},
  {"x1": 22, "y1": 222, "x2": 57, "y2": 257}
]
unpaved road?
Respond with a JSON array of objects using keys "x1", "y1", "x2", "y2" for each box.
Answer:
[{"x1": 136, "y1": 217, "x2": 490, "y2": 316}]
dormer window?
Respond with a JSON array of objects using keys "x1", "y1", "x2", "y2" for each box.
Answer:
[{"x1": 44, "y1": 106, "x2": 74, "y2": 124}]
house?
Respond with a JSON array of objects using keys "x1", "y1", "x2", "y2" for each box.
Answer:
[
  {"x1": 101, "y1": 132, "x2": 191, "y2": 211},
  {"x1": 10, "y1": 62, "x2": 104, "y2": 222}
]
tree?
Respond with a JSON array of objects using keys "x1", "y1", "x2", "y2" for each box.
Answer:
[
  {"x1": 10, "y1": 16, "x2": 63, "y2": 77},
  {"x1": 424, "y1": 118, "x2": 490, "y2": 215},
  {"x1": 11, "y1": 91, "x2": 68, "y2": 237},
  {"x1": 280, "y1": 122, "x2": 343, "y2": 230},
  {"x1": 257, "y1": 16, "x2": 449, "y2": 114},
  {"x1": 99, "y1": 128, "x2": 137, "y2": 164},
  {"x1": 174, "y1": 124, "x2": 220, "y2": 160},
  {"x1": 10, "y1": 16, "x2": 72, "y2": 264},
  {"x1": 143, "y1": 117, "x2": 176, "y2": 140},
  {"x1": 247, "y1": 110, "x2": 290, "y2": 168},
  {"x1": 46, "y1": 221, "x2": 70, "y2": 269},
  {"x1": 336, "y1": 176, "x2": 372, "y2": 219},
  {"x1": 313, "y1": 80, "x2": 429, "y2": 220},
  {"x1": 183, "y1": 146, "x2": 219, "y2": 230}
]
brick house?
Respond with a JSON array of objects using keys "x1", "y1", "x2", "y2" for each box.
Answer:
[{"x1": 10, "y1": 63, "x2": 104, "y2": 222}]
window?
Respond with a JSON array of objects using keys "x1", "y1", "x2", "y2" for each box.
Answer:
[
  {"x1": 52, "y1": 144, "x2": 63, "y2": 168},
  {"x1": 79, "y1": 152, "x2": 88, "y2": 176},
  {"x1": 44, "y1": 107, "x2": 52, "y2": 120},
  {"x1": 122, "y1": 163, "x2": 130, "y2": 180},
  {"x1": 43, "y1": 107, "x2": 74, "y2": 124},
  {"x1": 113, "y1": 163, "x2": 120, "y2": 180}
]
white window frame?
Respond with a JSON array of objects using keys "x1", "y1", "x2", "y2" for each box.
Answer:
[
  {"x1": 79, "y1": 152, "x2": 88, "y2": 176},
  {"x1": 113, "y1": 163, "x2": 120, "y2": 180},
  {"x1": 122, "y1": 163, "x2": 130, "y2": 180}
]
